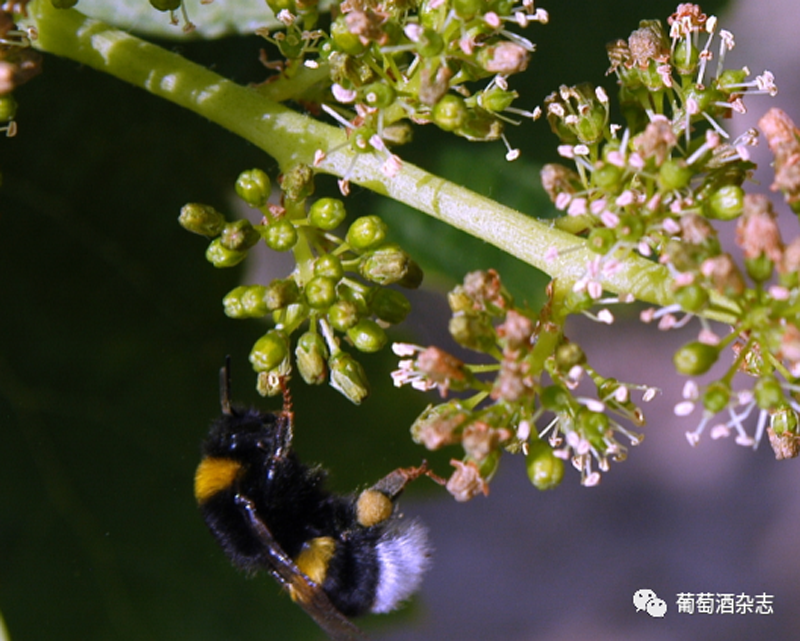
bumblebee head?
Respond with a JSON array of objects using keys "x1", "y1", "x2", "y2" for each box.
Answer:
[
  {"x1": 194, "y1": 359, "x2": 294, "y2": 504},
  {"x1": 204, "y1": 408, "x2": 292, "y2": 461},
  {"x1": 206, "y1": 355, "x2": 294, "y2": 460}
]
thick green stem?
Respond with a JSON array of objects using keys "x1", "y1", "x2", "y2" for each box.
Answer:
[{"x1": 23, "y1": 2, "x2": 737, "y2": 322}]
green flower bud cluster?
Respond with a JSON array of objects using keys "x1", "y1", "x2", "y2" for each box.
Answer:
[
  {"x1": 257, "y1": 0, "x2": 546, "y2": 150},
  {"x1": 396, "y1": 270, "x2": 648, "y2": 497},
  {"x1": 180, "y1": 167, "x2": 423, "y2": 404}
]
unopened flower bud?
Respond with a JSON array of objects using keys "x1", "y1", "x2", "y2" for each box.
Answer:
[
  {"x1": 449, "y1": 312, "x2": 496, "y2": 352},
  {"x1": 555, "y1": 342, "x2": 586, "y2": 370},
  {"x1": 396, "y1": 259, "x2": 423, "y2": 289},
  {"x1": 327, "y1": 299, "x2": 361, "y2": 331},
  {"x1": 658, "y1": 158, "x2": 692, "y2": 190},
  {"x1": 540, "y1": 384, "x2": 572, "y2": 412},
  {"x1": 592, "y1": 162, "x2": 623, "y2": 190},
  {"x1": 526, "y1": 439, "x2": 564, "y2": 490},
  {"x1": 179, "y1": 203, "x2": 226, "y2": 237},
  {"x1": 674, "y1": 283, "x2": 709, "y2": 313},
  {"x1": 235, "y1": 168, "x2": 271, "y2": 207},
  {"x1": 702, "y1": 381, "x2": 730, "y2": 413},
  {"x1": 347, "y1": 318, "x2": 388, "y2": 353},
  {"x1": 432, "y1": 94, "x2": 468, "y2": 132},
  {"x1": 339, "y1": 284, "x2": 371, "y2": 316},
  {"x1": 249, "y1": 330, "x2": 289, "y2": 372},
  {"x1": 264, "y1": 278, "x2": 300, "y2": 311},
  {"x1": 221, "y1": 219, "x2": 260, "y2": 252},
  {"x1": 261, "y1": 219, "x2": 299, "y2": 252},
  {"x1": 371, "y1": 288, "x2": 411, "y2": 324},
  {"x1": 206, "y1": 238, "x2": 247, "y2": 268},
  {"x1": 279, "y1": 163, "x2": 315, "y2": 202},
  {"x1": 755, "y1": 376, "x2": 784, "y2": 411},
  {"x1": 256, "y1": 365, "x2": 291, "y2": 397},
  {"x1": 280, "y1": 301, "x2": 309, "y2": 329},
  {"x1": 309, "y1": 197, "x2": 348, "y2": 230},
  {"x1": 222, "y1": 286, "x2": 248, "y2": 319},
  {"x1": 150, "y1": 0, "x2": 181, "y2": 11},
  {"x1": 359, "y1": 244, "x2": 422, "y2": 288},
  {"x1": 313, "y1": 254, "x2": 344, "y2": 281},
  {"x1": 295, "y1": 331, "x2": 328, "y2": 385},
  {"x1": 707, "y1": 185, "x2": 744, "y2": 220},
  {"x1": 673, "y1": 341, "x2": 720, "y2": 376},
  {"x1": 305, "y1": 275, "x2": 338, "y2": 309},
  {"x1": 239, "y1": 286, "x2": 268, "y2": 317},
  {"x1": 329, "y1": 352, "x2": 370, "y2": 404},
  {"x1": 346, "y1": 216, "x2": 388, "y2": 252},
  {"x1": 480, "y1": 87, "x2": 517, "y2": 113},
  {"x1": 744, "y1": 254, "x2": 774, "y2": 283}
]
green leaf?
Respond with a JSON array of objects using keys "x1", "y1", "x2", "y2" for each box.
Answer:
[{"x1": 75, "y1": 0, "x2": 332, "y2": 39}]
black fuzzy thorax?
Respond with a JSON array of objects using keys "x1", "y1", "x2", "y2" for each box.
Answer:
[{"x1": 199, "y1": 405, "x2": 383, "y2": 616}]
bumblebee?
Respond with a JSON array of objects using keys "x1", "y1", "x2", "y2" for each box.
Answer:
[{"x1": 194, "y1": 360, "x2": 436, "y2": 641}]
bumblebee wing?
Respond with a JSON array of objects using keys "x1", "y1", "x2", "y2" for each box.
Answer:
[
  {"x1": 235, "y1": 495, "x2": 368, "y2": 641},
  {"x1": 282, "y1": 571, "x2": 369, "y2": 641}
]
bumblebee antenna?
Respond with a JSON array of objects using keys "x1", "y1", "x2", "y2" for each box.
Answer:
[{"x1": 220, "y1": 355, "x2": 233, "y2": 415}]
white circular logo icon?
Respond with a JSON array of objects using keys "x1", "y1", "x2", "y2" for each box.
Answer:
[{"x1": 633, "y1": 589, "x2": 667, "y2": 617}]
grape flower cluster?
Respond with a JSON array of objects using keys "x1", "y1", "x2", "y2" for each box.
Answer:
[
  {"x1": 540, "y1": 4, "x2": 800, "y2": 461},
  {"x1": 392, "y1": 3, "x2": 800, "y2": 499},
  {"x1": 140, "y1": 0, "x2": 547, "y2": 169},
  {"x1": 392, "y1": 270, "x2": 656, "y2": 499}
]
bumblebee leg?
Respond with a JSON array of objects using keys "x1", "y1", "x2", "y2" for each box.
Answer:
[
  {"x1": 356, "y1": 462, "x2": 446, "y2": 528},
  {"x1": 369, "y1": 461, "x2": 446, "y2": 501},
  {"x1": 234, "y1": 494, "x2": 368, "y2": 641}
]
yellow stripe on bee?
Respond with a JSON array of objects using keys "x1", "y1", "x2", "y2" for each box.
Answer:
[
  {"x1": 290, "y1": 536, "x2": 336, "y2": 600},
  {"x1": 194, "y1": 457, "x2": 242, "y2": 503}
]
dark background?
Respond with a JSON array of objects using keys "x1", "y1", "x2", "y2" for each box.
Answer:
[{"x1": 5, "y1": 1, "x2": 800, "y2": 640}]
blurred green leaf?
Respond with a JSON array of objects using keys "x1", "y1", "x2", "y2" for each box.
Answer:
[{"x1": 76, "y1": 0, "x2": 333, "y2": 39}]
